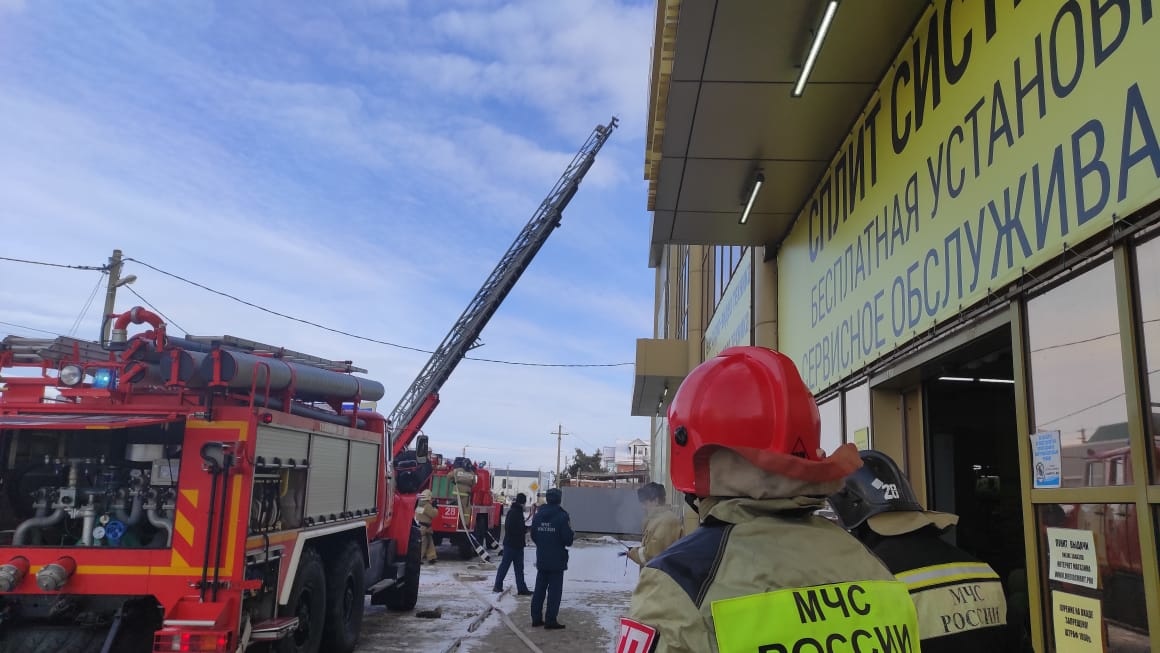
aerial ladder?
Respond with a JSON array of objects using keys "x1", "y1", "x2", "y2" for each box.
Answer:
[{"x1": 386, "y1": 116, "x2": 619, "y2": 472}]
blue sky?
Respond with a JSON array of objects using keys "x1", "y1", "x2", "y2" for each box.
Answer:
[{"x1": 0, "y1": 0, "x2": 656, "y2": 475}]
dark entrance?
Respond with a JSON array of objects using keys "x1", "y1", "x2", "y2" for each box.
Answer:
[{"x1": 922, "y1": 326, "x2": 1027, "y2": 588}]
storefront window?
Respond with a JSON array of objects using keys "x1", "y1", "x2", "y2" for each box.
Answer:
[
  {"x1": 1028, "y1": 262, "x2": 1129, "y2": 487},
  {"x1": 818, "y1": 397, "x2": 842, "y2": 456},
  {"x1": 844, "y1": 382, "x2": 871, "y2": 450},
  {"x1": 1036, "y1": 503, "x2": 1150, "y2": 652},
  {"x1": 1134, "y1": 236, "x2": 1160, "y2": 481}
]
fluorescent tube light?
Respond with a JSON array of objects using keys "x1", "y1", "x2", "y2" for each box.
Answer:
[
  {"x1": 978, "y1": 378, "x2": 1015, "y2": 384},
  {"x1": 792, "y1": 0, "x2": 840, "y2": 97},
  {"x1": 739, "y1": 172, "x2": 764, "y2": 224},
  {"x1": 938, "y1": 376, "x2": 975, "y2": 383}
]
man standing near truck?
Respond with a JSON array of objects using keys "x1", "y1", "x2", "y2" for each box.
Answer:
[
  {"x1": 530, "y1": 487, "x2": 573, "y2": 629},
  {"x1": 493, "y1": 493, "x2": 533, "y2": 595},
  {"x1": 416, "y1": 490, "x2": 439, "y2": 565}
]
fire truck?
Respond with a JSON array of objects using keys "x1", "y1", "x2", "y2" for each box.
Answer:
[
  {"x1": 0, "y1": 116, "x2": 617, "y2": 652},
  {"x1": 0, "y1": 317, "x2": 424, "y2": 653},
  {"x1": 425, "y1": 455, "x2": 503, "y2": 559},
  {"x1": 1068, "y1": 438, "x2": 1160, "y2": 633}
]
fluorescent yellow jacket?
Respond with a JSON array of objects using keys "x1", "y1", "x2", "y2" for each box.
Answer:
[{"x1": 624, "y1": 497, "x2": 912, "y2": 653}]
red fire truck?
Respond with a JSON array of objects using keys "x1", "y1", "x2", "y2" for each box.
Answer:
[
  {"x1": 425, "y1": 455, "x2": 503, "y2": 559},
  {"x1": 0, "y1": 311, "x2": 425, "y2": 653}
]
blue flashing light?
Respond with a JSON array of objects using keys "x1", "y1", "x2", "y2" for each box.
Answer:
[{"x1": 92, "y1": 368, "x2": 117, "y2": 390}]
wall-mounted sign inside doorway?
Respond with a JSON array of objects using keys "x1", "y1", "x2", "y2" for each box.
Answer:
[{"x1": 1030, "y1": 430, "x2": 1062, "y2": 489}]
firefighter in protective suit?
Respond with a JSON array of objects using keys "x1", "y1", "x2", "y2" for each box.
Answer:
[
  {"x1": 416, "y1": 490, "x2": 438, "y2": 564},
  {"x1": 828, "y1": 450, "x2": 1012, "y2": 652},
  {"x1": 624, "y1": 482, "x2": 682, "y2": 568},
  {"x1": 619, "y1": 347, "x2": 918, "y2": 653}
]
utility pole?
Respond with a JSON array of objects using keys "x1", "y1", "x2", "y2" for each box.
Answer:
[
  {"x1": 100, "y1": 249, "x2": 124, "y2": 345},
  {"x1": 553, "y1": 423, "x2": 567, "y2": 487}
]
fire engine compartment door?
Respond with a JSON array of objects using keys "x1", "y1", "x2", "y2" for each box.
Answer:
[{"x1": 0, "y1": 414, "x2": 176, "y2": 429}]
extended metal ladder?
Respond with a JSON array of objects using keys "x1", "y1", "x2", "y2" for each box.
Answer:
[{"x1": 387, "y1": 117, "x2": 619, "y2": 456}]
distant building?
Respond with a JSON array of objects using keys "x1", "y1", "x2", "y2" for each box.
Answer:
[
  {"x1": 614, "y1": 438, "x2": 650, "y2": 474},
  {"x1": 491, "y1": 468, "x2": 544, "y2": 501}
]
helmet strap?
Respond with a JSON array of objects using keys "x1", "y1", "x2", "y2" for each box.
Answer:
[{"x1": 683, "y1": 492, "x2": 700, "y2": 513}]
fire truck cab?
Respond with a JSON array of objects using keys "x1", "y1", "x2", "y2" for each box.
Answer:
[{"x1": 0, "y1": 310, "x2": 423, "y2": 653}]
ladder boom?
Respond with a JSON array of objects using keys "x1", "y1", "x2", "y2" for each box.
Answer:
[{"x1": 388, "y1": 117, "x2": 618, "y2": 455}]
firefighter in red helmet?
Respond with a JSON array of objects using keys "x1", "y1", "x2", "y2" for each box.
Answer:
[{"x1": 616, "y1": 347, "x2": 918, "y2": 653}]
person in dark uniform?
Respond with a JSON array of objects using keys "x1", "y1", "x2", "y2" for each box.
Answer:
[
  {"x1": 828, "y1": 450, "x2": 1011, "y2": 653},
  {"x1": 529, "y1": 487, "x2": 573, "y2": 629},
  {"x1": 493, "y1": 493, "x2": 533, "y2": 595}
]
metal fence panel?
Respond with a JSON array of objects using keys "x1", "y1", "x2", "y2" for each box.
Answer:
[{"x1": 558, "y1": 486, "x2": 645, "y2": 536}]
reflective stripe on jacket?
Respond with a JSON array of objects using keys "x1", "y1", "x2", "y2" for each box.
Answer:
[
  {"x1": 868, "y1": 527, "x2": 1012, "y2": 652},
  {"x1": 624, "y1": 497, "x2": 903, "y2": 653}
]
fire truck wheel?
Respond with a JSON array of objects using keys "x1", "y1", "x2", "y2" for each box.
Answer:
[
  {"x1": 278, "y1": 546, "x2": 327, "y2": 653},
  {"x1": 321, "y1": 540, "x2": 366, "y2": 653},
  {"x1": 0, "y1": 626, "x2": 108, "y2": 653},
  {"x1": 384, "y1": 523, "x2": 421, "y2": 612}
]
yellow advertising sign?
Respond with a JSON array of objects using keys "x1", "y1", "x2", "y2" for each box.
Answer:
[
  {"x1": 1052, "y1": 591, "x2": 1104, "y2": 652},
  {"x1": 779, "y1": 0, "x2": 1160, "y2": 392},
  {"x1": 703, "y1": 248, "x2": 754, "y2": 361}
]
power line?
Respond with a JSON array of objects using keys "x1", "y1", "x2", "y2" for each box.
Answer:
[
  {"x1": 123, "y1": 257, "x2": 632, "y2": 368},
  {"x1": 68, "y1": 273, "x2": 105, "y2": 338},
  {"x1": 1036, "y1": 367, "x2": 1160, "y2": 428},
  {"x1": 124, "y1": 285, "x2": 188, "y2": 337},
  {"x1": 0, "y1": 255, "x2": 106, "y2": 271},
  {"x1": 1030, "y1": 319, "x2": 1160, "y2": 354},
  {"x1": 1037, "y1": 392, "x2": 1126, "y2": 428},
  {"x1": 0, "y1": 321, "x2": 59, "y2": 336}
]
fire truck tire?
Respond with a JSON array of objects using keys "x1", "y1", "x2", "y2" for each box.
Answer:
[
  {"x1": 321, "y1": 540, "x2": 365, "y2": 653},
  {"x1": 0, "y1": 626, "x2": 108, "y2": 653},
  {"x1": 384, "y1": 523, "x2": 421, "y2": 611},
  {"x1": 277, "y1": 546, "x2": 327, "y2": 653}
]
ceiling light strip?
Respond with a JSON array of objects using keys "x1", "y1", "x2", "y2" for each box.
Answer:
[{"x1": 792, "y1": 0, "x2": 840, "y2": 98}]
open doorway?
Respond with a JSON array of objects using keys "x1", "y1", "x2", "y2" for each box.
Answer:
[{"x1": 922, "y1": 326, "x2": 1027, "y2": 587}]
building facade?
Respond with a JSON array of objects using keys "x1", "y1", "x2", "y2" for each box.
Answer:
[
  {"x1": 632, "y1": 2, "x2": 1160, "y2": 650},
  {"x1": 490, "y1": 468, "x2": 543, "y2": 503}
]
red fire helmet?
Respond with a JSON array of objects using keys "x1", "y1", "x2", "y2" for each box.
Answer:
[{"x1": 667, "y1": 346, "x2": 854, "y2": 497}]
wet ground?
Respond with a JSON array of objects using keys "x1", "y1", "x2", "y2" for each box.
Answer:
[{"x1": 357, "y1": 536, "x2": 639, "y2": 653}]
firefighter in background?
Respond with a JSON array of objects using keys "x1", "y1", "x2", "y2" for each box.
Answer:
[
  {"x1": 618, "y1": 346, "x2": 917, "y2": 653},
  {"x1": 623, "y1": 482, "x2": 682, "y2": 568},
  {"x1": 416, "y1": 489, "x2": 438, "y2": 565},
  {"x1": 828, "y1": 450, "x2": 1011, "y2": 652}
]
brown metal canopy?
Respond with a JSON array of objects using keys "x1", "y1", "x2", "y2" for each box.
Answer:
[{"x1": 645, "y1": 0, "x2": 928, "y2": 265}]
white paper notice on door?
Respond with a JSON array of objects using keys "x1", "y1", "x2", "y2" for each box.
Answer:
[{"x1": 1046, "y1": 527, "x2": 1099, "y2": 589}]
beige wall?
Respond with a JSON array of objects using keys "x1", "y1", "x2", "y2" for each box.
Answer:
[
  {"x1": 870, "y1": 386, "x2": 927, "y2": 506},
  {"x1": 754, "y1": 248, "x2": 777, "y2": 350}
]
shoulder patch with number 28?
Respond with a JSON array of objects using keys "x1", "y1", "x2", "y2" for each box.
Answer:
[{"x1": 617, "y1": 617, "x2": 658, "y2": 653}]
